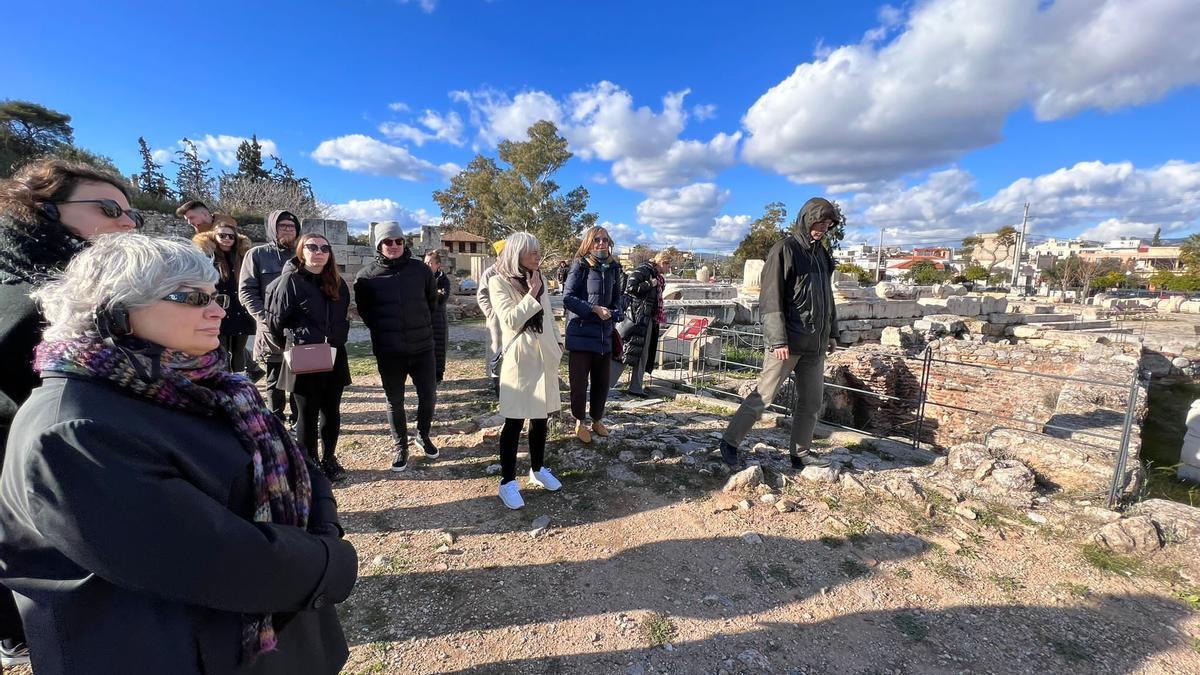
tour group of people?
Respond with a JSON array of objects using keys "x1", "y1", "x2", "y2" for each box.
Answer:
[{"x1": 0, "y1": 157, "x2": 838, "y2": 673}]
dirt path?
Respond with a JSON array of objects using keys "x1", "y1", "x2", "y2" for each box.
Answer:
[{"x1": 330, "y1": 331, "x2": 1200, "y2": 675}]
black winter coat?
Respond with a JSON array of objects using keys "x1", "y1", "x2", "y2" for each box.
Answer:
[
  {"x1": 563, "y1": 258, "x2": 623, "y2": 354},
  {"x1": 265, "y1": 261, "x2": 352, "y2": 388},
  {"x1": 195, "y1": 231, "x2": 256, "y2": 337},
  {"x1": 353, "y1": 251, "x2": 437, "y2": 357},
  {"x1": 620, "y1": 261, "x2": 663, "y2": 369},
  {"x1": 760, "y1": 232, "x2": 838, "y2": 353},
  {"x1": 0, "y1": 374, "x2": 357, "y2": 674},
  {"x1": 0, "y1": 216, "x2": 86, "y2": 458},
  {"x1": 431, "y1": 270, "x2": 450, "y2": 378}
]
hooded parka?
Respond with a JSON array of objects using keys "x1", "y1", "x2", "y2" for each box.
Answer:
[{"x1": 239, "y1": 210, "x2": 298, "y2": 362}]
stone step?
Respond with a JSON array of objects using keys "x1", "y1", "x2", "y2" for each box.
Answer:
[{"x1": 1023, "y1": 314, "x2": 1081, "y2": 324}]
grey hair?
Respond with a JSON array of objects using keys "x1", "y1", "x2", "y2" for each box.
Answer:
[
  {"x1": 495, "y1": 231, "x2": 540, "y2": 279},
  {"x1": 32, "y1": 233, "x2": 219, "y2": 341}
]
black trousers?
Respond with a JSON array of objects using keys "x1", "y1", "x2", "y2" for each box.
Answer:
[
  {"x1": 264, "y1": 361, "x2": 296, "y2": 421},
  {"x1": 377, "y1": 350, "x2": 437, "y2": 447},
  {"x1": 293, "y1": 373, "x2": 345, "y2": 463},
  {"x1": 568, "y1": 350, "x2": 612, "y2": 422},
  {"x1": 219, "y1": 334, "x2": 249, "y2": 373},
  {"x1": 499, "y1": 417, "x2": 546, "y2": 483},
  {"x1": 0, "y1": 588, "x2": 24, "y2": 645}
]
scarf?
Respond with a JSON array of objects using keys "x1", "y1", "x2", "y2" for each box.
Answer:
[
  {"x1": 34, "y1": 337, "x2": 313, "y2": 663},
  {"x1": 583, "y1": 252, "x2": 614, "y2": 271},
  {"x1": 509, "y1": 273, "x2": 545, "y2": 334},
  {"x1": 0, "y1": 217, "x2": 88, "y2": 285}
]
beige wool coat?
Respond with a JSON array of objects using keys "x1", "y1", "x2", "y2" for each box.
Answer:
[{"x1": 489, "y1": 274, "x2": 562, "y2": 420}]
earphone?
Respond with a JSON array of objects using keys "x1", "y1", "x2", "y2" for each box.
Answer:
[{"x1": 94, "y1": 302, "x2": 132, "y2": 339}]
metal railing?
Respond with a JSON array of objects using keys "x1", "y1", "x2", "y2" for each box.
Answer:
[{"x1": 642, "y1": 314, "x2": 1143, "y2": 506}]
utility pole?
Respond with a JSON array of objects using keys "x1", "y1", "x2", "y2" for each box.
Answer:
[
  {"x1": 1010, "y1": 202, "x2": 1030, "y2": 291},
  {"x1": 875, "y1": 227, "x2": 885, "y2": 282}
]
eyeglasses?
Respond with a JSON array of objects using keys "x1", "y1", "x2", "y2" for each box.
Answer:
[
  {"x1": 216, "y1": 233, "x2": 236, "y2": 240},
  {"x1": 55, "y1": 199, "x2": 144, "y2": 228},
  {"x1": 380, "y1": 238, "x2": 404, "y2": 247},
  {"x1": 276, "y1": 222, "x2": 297, "y2": 230},
  {"x1": 161, "y1": 291, "x2": 229, "y2": 309},
  {"x1": 592, "y1": 237, "x2": 612, "y2": 245},
  {"x1": 303, "y1": 243, "x2": 332, "y2": 253}
]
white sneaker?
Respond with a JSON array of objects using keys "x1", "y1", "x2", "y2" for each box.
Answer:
[
  {"x1": 529, "y1": 467, "x2": 562, "y2": 491},
  {"x1": 499, "y1": 480, "x2": 525, "y2": 509}
]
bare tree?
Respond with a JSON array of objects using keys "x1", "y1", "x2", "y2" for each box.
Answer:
[
  {"x1": 975, "y1": 226, "x2": 1018, "y2": 276},
  {"x1": 216, "y1": 174, "x2": 330, "y2": 220}
]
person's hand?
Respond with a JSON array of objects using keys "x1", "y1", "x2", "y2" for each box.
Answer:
[
  {"x1": 772, "y1": 346, "x2": 790, "y2": 361},
  {"x1": 528, "y1": 271, "x2": 542, "y2": 297},
  {"x1": 827, "y1": 338, "x2": 837, "y2": 355},
  {"x1": 651, "y1": 278, "x2": 659, "y2": 287},
  {"x1": 593, "y1": 305, "x2": 612, "y2": 320}
]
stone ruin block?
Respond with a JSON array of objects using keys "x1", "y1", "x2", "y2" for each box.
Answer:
[
  {"x1": 913, "y1": 314, "x2": 966, "y2": 335},
  {"x1": 741, "y1": 259, "x2": 764, "y2": 294},
  {"x1": 837, "y1": 301, "x2": 875, "y2": 320},
  {"x1": 1158, "y1": 297, "x2": 1185, "y2": 313},
  {"x1": 963, "y1": 320, "x2": 1006, "y2": 337},
  {"x1": 837, "y1": 319, "x2": 873, "y2": 331},
  {"x1": 987, "y1": 312, "x2": 1026, "y2": 325},
  {"x1": 945, "y1": 296, "x2": 982, "y2": 316},
  {"x1": 837, "y1": 330, "x2": 861, "y2": 346},
  {"x1": 880, "y1": 300, "x2": 920, "y2": 319},
  {"x1": 1009, "y1": 325, "x2": 1042, "y2": 338},
  {"x1": 1181, "y1": 301, "x2": 1200, "y2": 314}
]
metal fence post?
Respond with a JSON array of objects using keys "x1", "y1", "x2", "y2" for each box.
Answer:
[
  {"x1": 912, "y1": 346, "x2": 933, "y2": 450},
  {"x1": 1107, "y1": 368, "x2": 1143, "y2": 508}
]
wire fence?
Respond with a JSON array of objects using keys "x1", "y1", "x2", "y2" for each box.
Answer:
[{"x1": 641, "y1": 313, "x2": 1142, "y2": 507}]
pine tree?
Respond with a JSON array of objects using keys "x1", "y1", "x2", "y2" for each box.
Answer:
[
  {"x1": 135, "y1": 137, "x2": 172, "y2": 198},
  {"x1": 173, "y1": 138, "x2": 214, "y2": 202},
  {"x1": 235, "y1": 134, "x2": 269, "y2": 182}
]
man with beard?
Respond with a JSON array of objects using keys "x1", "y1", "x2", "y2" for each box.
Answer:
[
  {"x1": 240, "y1": 210, "x2": 300, "y2": 420},
  {"x1": 717, "y1": 197, "x2": 840, "y2": 469}
]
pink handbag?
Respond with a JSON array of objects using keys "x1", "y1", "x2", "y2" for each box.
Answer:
[{"x1": 284, "y1": 343, "x2": 336, "y2": 374}]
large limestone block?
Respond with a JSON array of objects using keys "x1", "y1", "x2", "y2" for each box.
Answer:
[
  {"x1": 917, "y1": 298, "x2": 949, "y2": 315},
  {"x1": 1159, "y1": 297, "x2": 1185, "y2": 313},
  {"x1": 837, "y1": 301, "x2": 874, "y2": 320},
  {"x1": 1181, "y1": 301, "x2": 1200, "y2": 314},
  {"x1": 888, "y1": 300, "x2": 920, "y2": 319},
  {"x1": 946, "y1": 296, "x2": 982, "y2": 317},
  {"x1": 1010, "y1": 325, "x2": 1042, "y2": 338},
  {"x1": 741, "y1": 259, "x2": 765, "y2": 293}
]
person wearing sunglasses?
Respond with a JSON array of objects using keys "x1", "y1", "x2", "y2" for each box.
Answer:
[
  {"x1": 193, "y1": 216, "x2": 262, "y2": 379},
  {"x1": 353, "y1": 221, "x2": 439, "y2": 472},
  {"x1": 265, "y1": 233, "x2": 352, "y2": 482},
  {"x1": 240, "y1": 210, "x2": 301, "y2": 423},
  {"x1": 0, "y1": 233, "x2": 356, "y2": 674},
  {"x1": 562, "y1": 225, "x2": 623, "y2": 444},
  {"x1": 0, "y1": 158, "x2": 140, "y2": 666}
]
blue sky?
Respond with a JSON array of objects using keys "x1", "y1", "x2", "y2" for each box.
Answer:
[{"x1": 5, "y1": 0, "x2": 1199, "y2": 252}]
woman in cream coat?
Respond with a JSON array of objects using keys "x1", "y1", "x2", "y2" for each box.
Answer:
[{"x1": 487, "y1": 231, "x2": 563, "y2": 510}]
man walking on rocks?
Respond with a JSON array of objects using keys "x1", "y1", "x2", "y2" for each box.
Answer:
[{"x1": 717, "y1": 197, "x2": 839, "y2": 468}]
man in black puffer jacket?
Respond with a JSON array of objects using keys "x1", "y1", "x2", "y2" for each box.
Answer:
[
  {"x1": 354, "y1": 221, "x2": 439, "y2": 472},
  {"x1": 718, "y1": 197, "x2": 840, "y2": 469}
]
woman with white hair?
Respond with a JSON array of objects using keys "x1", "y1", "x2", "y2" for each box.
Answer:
[
  {"x1": 487, "y1": 232, "x2": 563, "y2": 510},
  {"x1": 0, "y1": 233, "x2": 356, "y2": 674}
]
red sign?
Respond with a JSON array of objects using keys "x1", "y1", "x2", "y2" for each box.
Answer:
[{"x1": 677, "y1": 317, "x2": 710, "y2": 340}]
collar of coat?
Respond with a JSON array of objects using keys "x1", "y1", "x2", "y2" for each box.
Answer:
[{"x1": 193, "y1": 230, "x2": 252, "y2": 281}]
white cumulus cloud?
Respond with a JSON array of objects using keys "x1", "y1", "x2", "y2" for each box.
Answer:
[
  {"x1": 379, "y1": 110, "x2": 465, "y2": 146},
  {"x1": 327, "y1": 198, "x2": 440, "y2": 231},
  {"x1": 190, "y1": 134, "x2": 280, "y2": 167},
  {"x1": 311, "y1": 134, "x2": 458, "y2": 181},
  {"x1": 611, "y1": 132, "x2": 741, "y2": 192},
  {"x1": 742, "y1": 0, "x2": 1200, "y2": 186}
]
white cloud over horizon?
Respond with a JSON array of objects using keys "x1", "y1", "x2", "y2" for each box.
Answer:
[
  {"x1": 742, "y1": 0, "x2": 1200, "y2": 186},
  {"x1": 311, "y1": 134, "x2": 460, "y2": 181},
  {"x1": 326, "y1": 197, "x2": 439, "y2": 232},
  {"x1": 151, "y1": 134, "x2": 280, "y2": 168}
]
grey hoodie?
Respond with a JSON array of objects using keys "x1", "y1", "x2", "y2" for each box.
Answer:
[{"x1": 239, "y1": 209, "x2": 298, "y2": 361}]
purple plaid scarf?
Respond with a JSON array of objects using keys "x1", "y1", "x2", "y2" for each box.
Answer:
[{"x1": 35, "y1": 336, "x2": 313, "y2": 662}]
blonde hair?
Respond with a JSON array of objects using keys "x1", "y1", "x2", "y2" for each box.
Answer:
[{"x1": 574, "y1": 225, "x2": 612, "y2": 259}]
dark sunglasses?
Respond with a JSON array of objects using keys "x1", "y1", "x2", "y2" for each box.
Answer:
[
  {"x1": 216, "y1": 233, "x2": 236, "y2": 240},
  {"x1": 303, "y1": 243, "x2": 333, "y2": 253},
  {"x1": 593, "y1": 237, "x2": 612, "y2": 245},
  {"x1": 380, "y1": 238, "x2": 404, "y2": 247},
  {"x1": 161, "y1": 291, "x2": 229, "y2": 308},
  {"x1": 56, "y1": 199, "x2": 144, "y2": 228}
]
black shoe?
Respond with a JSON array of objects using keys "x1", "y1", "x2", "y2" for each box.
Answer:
[
  {"x1": 321, "y1": 458, "x2": 347, "y2": 482},
  {"x1": 391, "y1": 445, "x2": 409, "y2": 472},
  {"x1": 246, "y1": 364, "x2": 266, "y2": 384},
  {"x1": 416, "y1": 434, "x2": 439, "y2": 458},
  {"x1": 0, "y1": 639, "x2": 30, "y2": 667},
  {"x1": 790, "y1": 454, "x2": 806, "y2": 470},
  {"x1": 719, "y1": 439, "x2": 739, "y2": 467}
]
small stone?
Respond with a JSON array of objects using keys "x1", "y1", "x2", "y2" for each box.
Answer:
[
  {"x1": 372, "y1": 555, "x2": 386, "y2": 566},
  {"x1": 485, "y1": 463, "x2": 502, "y2": 475},
  {"x1": 741, "y1": 531, "x2": 764, "y2": 545},
  {"x1": 1081, "y1": 506, "x2": 1121, "y2": 524},
  {"x1": 439, "y1": 531, "x2": 456, "y2": 545},
  {"x1": 801, "y1": 465, "x2": 841, "y2": 483},
  {"x1": 955, "y1": 505, "x2": 978, "y2": 520},
  {"x1": 973, "y1": 460, "x2": 995, "y2": 481},
  {"x1": 737, "y1": 499, "x2": 752, "y2": 511},
  {"x1": 737, "y1": 649, "x2": 770, "y2": 669},
  {"x1": 775, "y1": 498, "x2": 797, "y2": 514},
  {"x1": 840, "y1": 473, "x2": 867, "y2": 496},
  {"x1": 436, "y1": 544, "x2": 451, "y2": 554},
  {"x1": 682, "y1": 455, "x2": 698, "y2": 465},
  {"x1": 529, "y1": 515, "x2": 551, "y2": 538},
  {"x1": 650, "y1": 449, "x2": 666, "y2": 461},
  {"x1": 1095, "y1": 516, "x2": 1161, "y2": 554},
  {"x1": 723, "y1": 465, "x2": 765, "y2": 492},
  {"x1": 760, "y1": 493, "x2": 778, "y2": 505},
  {"x1": 618, "y1": 450, "x2": 636, "y2": 462},
  {"x1": 1026, "y1": 512, "x2": 1048, "y2": 525}
]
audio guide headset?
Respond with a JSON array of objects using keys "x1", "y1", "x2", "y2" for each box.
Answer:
[
  {"x1": 94, "y1": 301, "x2": 132, "y2": 339},
  {"x1": 38, "y1": 202, "x2": 61, "y2": 222}
]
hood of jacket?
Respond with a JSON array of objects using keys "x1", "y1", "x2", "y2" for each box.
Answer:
[{"x1": 264, "y1": 209, "x2": 299, "y2": 250}]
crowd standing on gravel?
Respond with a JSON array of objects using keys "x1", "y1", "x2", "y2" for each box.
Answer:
[{"x1": 0, "y1": 157, "x2": 844, "y2": 673}]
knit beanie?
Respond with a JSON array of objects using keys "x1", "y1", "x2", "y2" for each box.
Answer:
[{"x1": 373, "y1": 221, "x2": 405, "y2": 251}]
